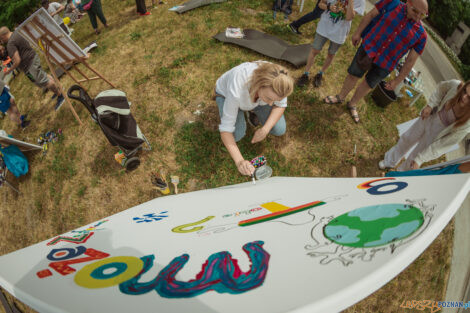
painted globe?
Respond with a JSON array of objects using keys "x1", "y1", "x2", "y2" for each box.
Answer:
[{"x1": 324, "y1": 203, "x2": 424, "y2": 248}]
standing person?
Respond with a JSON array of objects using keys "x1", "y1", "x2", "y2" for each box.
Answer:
[
  {"x1": 0, "y1": 27, "x2": 65, "y2": 111},
  {"x1": 324, "y1": 0, "x2": 428, "y2": 123},
  {"x1": 296, "y1": 0, "x2": 365, "y2": 88},
  {"x1": 136, "y1": 0, "x2": 151, "y2": 16},
  {"x1": 215, "y1": 61, "x2": 294, "y2": 176},
  {"x1": 0, "y1": 79, "x2": 30, "y2": 129},
  {"x1": 84, "y1": 0, "x2": 108, "y2": 35},
  {"x1": 288, "y1": 0, "x2": 324, "y2": 35},
  {"x1": 41, "y1": 0, "x2": 69, "y2": 35},
  {"x1": 379, "y1": 80, "x2": 470, "y2": 171},
  {"x1": 64, "y1": 0, "x2": 85, "y2": 24}
]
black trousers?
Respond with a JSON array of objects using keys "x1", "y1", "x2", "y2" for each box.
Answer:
[
  {"x1": 291, "y1": 1, "x2": 324, "y2": 28},
  {"x1": 136, "y1": 0, "x2": 147, "y2": 14}
]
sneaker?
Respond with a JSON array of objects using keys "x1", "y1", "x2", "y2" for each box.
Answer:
[
  {"x1": 139, "y1": 11, "x2": 151, "y2": 16},
  {"x1": 313, "y1": 72, "x2": 323, "y2": 87},
  {"x1": 20, "y1": 119, "x2": 30, "y2": 129},
  {"x1": 296, "y1": 73, "x2": 309, "y2": 87},
  {"x1": 288, "y1": 23, "x2": 301, "y2": 35},
  {"x1": 246, "y1": 111, "x2": 260, "y2": 127},
  {"x1": 51, "y1": 93, "x2": 57, "y2": 100},
  {"x1": 55, "y1": 95, "x2": 65, "y2": 111}
]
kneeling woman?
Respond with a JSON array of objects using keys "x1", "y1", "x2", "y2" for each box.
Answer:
[
  {"x1": 215, "y1": 61, "x2": 294, "y2": 176},
  {"x1": 380, "y1": 79, "x2": 470, "y2": 171}
]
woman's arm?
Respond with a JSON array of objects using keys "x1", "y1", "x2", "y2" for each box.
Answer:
[
  {"x1": 251, "y1": 106, "x2": 285, "y2": 143},
  {"x1": 345, "y1": 0, "x2": 355, "y2": 21},
  {"x1": 220, "y1": 132, "x2": 254, "y2": 176}
]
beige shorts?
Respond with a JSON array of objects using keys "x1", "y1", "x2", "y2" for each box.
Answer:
[{"x1": 25, "y1": 55, "x2": 49, "y2": 88}]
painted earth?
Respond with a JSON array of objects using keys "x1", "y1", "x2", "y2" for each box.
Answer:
[{"x1": 323, "y1": 203, "x2": 424, "y2": 248}]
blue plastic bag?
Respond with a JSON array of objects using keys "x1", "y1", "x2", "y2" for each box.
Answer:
[{"x1": 0, "y1": 145, "x2": 29, "y2": 177}]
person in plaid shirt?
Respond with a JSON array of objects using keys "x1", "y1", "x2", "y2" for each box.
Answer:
[{"x1": 325, "y1": 0, "x2": 428, "y2": 123}]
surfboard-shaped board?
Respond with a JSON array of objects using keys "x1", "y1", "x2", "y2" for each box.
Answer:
[
  {"x1": 0, "y1": 175, "x2": 469, "y2": 313},
  {"x1": 0, "y1": 134, "x2": 42, "y2": 151}
]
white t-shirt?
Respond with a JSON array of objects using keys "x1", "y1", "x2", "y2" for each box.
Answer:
[
  {"x1": 215, "y1": 61, "x2": 288, "y2": 133},
  {"x1": 316, "y1": 0, "x2": 366, "y2": 44},
  {"x1": 47, "y1": 2, "x2": 64, "y2": 25}
]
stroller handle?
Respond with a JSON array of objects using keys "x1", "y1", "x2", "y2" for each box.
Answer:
[{"x1": 67, "y1": 85, "x2": 97, "y2": 120}]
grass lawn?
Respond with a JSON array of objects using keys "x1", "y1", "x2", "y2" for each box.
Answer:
[{"x1": 0, "y1": 0, "x2": 452, "y2": 312}]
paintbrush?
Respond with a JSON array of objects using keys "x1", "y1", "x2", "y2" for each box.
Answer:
[{"x1": 171, "y1": 175, "x2": 179, "y2": 194}]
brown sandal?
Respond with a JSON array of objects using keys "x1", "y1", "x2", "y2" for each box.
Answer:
[
  {"x1": 324, "y1": 95, "x2": 343, "y2": 104},
  {"x1": 346, "y1": 102, "x2": 360, "y2": 123}
]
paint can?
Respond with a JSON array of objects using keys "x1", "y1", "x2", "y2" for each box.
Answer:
[{"x1": 254, "y1": 165, "x2": 272, "y2": 180}]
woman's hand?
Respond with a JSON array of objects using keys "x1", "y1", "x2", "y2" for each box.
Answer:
[
  {"x1": 251, "y1": 127, "x2": 268, "y2": 144},
  {"x1": 236, "y1": 160, "x2": 255, "y2": 176},
  {"x1": 420, "y1": 105, "x2": 432, "y2": 120}
]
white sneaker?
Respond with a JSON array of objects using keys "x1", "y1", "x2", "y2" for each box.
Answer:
[{"x1": 378, "y1": 160, "x2": 386, "y2": 170}]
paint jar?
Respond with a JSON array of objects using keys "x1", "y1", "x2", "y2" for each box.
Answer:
[{"x1": 254, "y1": 165, "x2": 272, "y2": 180}]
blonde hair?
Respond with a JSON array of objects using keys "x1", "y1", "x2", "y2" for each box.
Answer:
[
  {"x1": 444, "y1": 80, "x2": 470, "y2": 128},
  {"x1": 248, "y1": 62, "x2": 294, "y2": 103}
]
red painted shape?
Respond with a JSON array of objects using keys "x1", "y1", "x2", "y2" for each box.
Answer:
[
  {"x1": 36, "y1": 269, "x2": 53, "y2": 279},
  {"x1": 56, "y1": 252, "x2": 66, "y2": 257},
  {"x1": 48, "y1": 248, "x2": 110, "y2": 276}
]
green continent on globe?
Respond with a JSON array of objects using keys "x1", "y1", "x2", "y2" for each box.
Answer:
[{"x1": 323, "y1": 204, "x2": 424, "y2": 248}]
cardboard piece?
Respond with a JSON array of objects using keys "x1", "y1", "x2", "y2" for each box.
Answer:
[{"x1": 213, "y1": 29, "x2": 311, "y2": 68}]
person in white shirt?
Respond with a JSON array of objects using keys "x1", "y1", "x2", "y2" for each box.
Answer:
[
  {"x1": 42, "y1": 0, "x2": 69, "y2": 35},
  {"x1": 296, "y1": 0, "x2": 365, "y2": 88},
  {"x1": 215, "y1": 61, "x2": 294, "y2": 176}
]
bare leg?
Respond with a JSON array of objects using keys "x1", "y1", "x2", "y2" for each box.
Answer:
[
  {"x1": 320, "y1": 53, "x2": 335, "y2": 73},
  {"x1": 348, "y1": 79, "x2": 372, "y2": 107},
  {"x1": 304, "y1": 48, "x2": 320, "y2": 73},
  {"x1": 338, "y1": 74, "x2": 360, "y2": 100},
  {"x1": 6, "y1": 98, "x2": 21, "y2": 125},
  {"x1": 46, "y1": 74, "x2": 62, "y2": 96}
]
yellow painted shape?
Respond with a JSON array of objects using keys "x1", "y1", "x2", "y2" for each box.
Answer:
[
  {"x1": 172, "y1": 216, "x2": 215, "y2": 233},
  {"x1": 260, "y1": 202, "x2": 289, "y2": 213},
  {"x1": 74, "y1": 256, "x2": 144, "y2": 289}
]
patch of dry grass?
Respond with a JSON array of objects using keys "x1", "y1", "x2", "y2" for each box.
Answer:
[{"x1": 0, "y1": 0, "x2": 454, "y2": 312}]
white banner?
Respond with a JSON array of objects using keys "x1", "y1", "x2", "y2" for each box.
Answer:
[{"x1": 0, "y1": 175, "x2": 469, "y2": 313}]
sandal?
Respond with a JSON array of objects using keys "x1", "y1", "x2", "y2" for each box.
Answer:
[
  {"x1": 346, "y1": 102, "x2": 360, "y2": 123},
  {"x1": 324, "y1": 95, "x2": 343, "y2": 104}
]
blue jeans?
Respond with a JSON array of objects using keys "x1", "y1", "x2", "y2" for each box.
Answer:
[{"x1": 216, "y1": 96, "x2": 286, "y2": 142}]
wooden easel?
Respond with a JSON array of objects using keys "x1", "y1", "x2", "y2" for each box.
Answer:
[{"x1": 21, "y1": 16, "x2": 116, "y2": 126}]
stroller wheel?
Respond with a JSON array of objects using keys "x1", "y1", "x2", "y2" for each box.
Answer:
[{"x1": 125, "y1": 157, "x2": 141, "y2": 171}]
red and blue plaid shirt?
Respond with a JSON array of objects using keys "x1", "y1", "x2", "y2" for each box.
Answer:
[{"x1": 362, "y1": 0, "x2": 427, "y2": 72}]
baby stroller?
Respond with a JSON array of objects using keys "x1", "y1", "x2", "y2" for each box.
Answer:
[{"x1": 67, "y1": 85, "x2": 151, "y2": 171}]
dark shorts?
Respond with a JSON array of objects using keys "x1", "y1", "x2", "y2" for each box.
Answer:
[{"x1": 347, "y1": 45, "x2": 390, "y2": 89}]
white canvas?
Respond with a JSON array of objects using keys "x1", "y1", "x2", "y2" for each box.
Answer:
[
  {"x1": 0, "y1": 132, "x2": 42, "y2": 152},
  {"x1": 0, "y1": 175, "x2": 469, "y2": 313},
  {"x1": 16, "y1": 8, "x2": 87, "y2": 66}
]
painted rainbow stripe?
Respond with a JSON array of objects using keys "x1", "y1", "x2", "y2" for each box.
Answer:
[
  {"x1": 46, "y1": 232, "x2": 94, "y2": 246},
  {"x1": 357, "y1": 178, "x2": 395, "y2": 189},
  {"x1": 238, "y1": 201, "x2": 326, "y2": 227}
]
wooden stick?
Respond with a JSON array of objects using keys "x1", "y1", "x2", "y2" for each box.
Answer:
[
  {"x1": 41, "y1": 38, "x2": 83, "y2": 125},
  {"x1": 81, "y1": 59, "x2": 116, "y2": 88},
  {"x1": 77, "y1": 77, "x2": 101, "y2": 82},
  {"x1": 73, "y1": 64, "x2": 89, "y2": 80}
]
